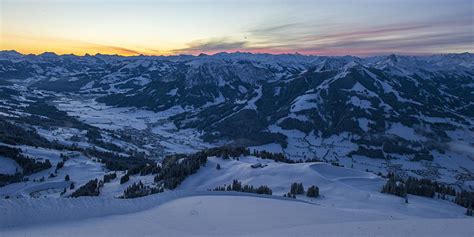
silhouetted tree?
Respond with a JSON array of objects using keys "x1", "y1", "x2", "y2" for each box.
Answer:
[
  {"x1": 290, "y1": 182, "x2": 304, "y2": 195},
  {"x1": 120, "y1": 174, "x2": 130, "y2": 184},
  {"x1": 71, "y1": 179, "x2": 99, "y2": 197},
  {"x1": 307, "y1": 185, "x2": 319, "y2": 198}
]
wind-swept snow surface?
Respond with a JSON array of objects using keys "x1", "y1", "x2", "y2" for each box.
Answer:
[
  {"x1": 1, "y1": 194, "x2": 473, "y2": 237},
  {"x1": 1, "y1": 157, "x2": 472, "y2": 237}
]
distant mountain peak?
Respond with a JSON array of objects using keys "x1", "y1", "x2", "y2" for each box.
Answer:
[
  {"x1": 38, "y1": 52, "x2": 58, "y2": 57},
  {"x1": 0, "y1": 50, "x2": 23, "y2": 58},
  {"x1": 387, "y1": 54, "x2": 399, "y2": 63}
]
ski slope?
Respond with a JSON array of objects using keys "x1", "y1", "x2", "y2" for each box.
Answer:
[
  {"x1": 1, "y1": 156, "x2": 472, "y2": 236},
  {"x1": 1, "y1": 194, "x2": 472, "y2": 237},
  {"x1": 179, "y1": 157, "x2": 467, "y2": 219}
]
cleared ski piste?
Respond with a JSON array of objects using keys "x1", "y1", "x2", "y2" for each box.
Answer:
[
  {"x1": 1, "y1": 157, "x2": 473, "y2": 236},
  {"x1": 1, "y1": 192, "x2": 473, "y2": 237}
]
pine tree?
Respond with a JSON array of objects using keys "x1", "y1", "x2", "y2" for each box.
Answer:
[
  {"x1": 56, "y1": 161, "x2": 64, "y2": 171},
  {"x1": 307, "y1": 185, "x2": 319, "y2": 198},
  {"x1": 103, "y1": 172, "x2": 117, "y2": 183},
  {"x1": 65, "y1": 174, "x2": 70, "y2": 181},
  {"x1": 232, "y1": 179, "x2": 242, "y2": 191},
  {"x1": 216, "y1": 163, "x2": 221, "y2": 170},
  {"x1": 290, "y1": 182, "x2": 304, "y2": 195},
  {"x1": 298, "y1": 183, "x2": 304, "y2": 194},
  {"x1": 465, "y1": 208, "x2": 472, "y2": 216},
  {"x1": 381, "y1": 176, "x2": 406, "y2": 197},
  {"x1": 120, "y1": 174, "x2": 130, "y2": 184},
  {"x1": 71, "y1": 179, "x2": 100, "y2": 197}
]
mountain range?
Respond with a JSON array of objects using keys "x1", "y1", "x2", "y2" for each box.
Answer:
[{"x1": 0, "y1": 50, "x2": 473, "y2": 186}]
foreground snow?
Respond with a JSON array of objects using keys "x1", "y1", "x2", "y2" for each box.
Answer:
[
  {"x1": 1, "y1": 194, "x2": 473, "y2": 237},
  {"x1": 1, "y1": 156, "x2": 472, "y2": 236}
]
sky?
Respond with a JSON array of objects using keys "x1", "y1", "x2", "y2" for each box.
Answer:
[{"x1": 1, "y1": 0, "x2": 473, "y2": 56}]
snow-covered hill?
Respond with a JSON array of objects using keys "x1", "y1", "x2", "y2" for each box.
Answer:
[
  {"x1": 1, "y1": 156, "x2": 472, "y2": 236},
  {"x1": 3, "y1": 195, "x2": 473, "y2": 237}
]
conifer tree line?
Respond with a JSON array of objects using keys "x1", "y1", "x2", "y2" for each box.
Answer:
[
  {"x1": 126, "y1": 163, "x2": 161, "y2": 176},
  {"x1": 81, "y1": 147, "x2": 150, "y2": 171},
  {"x1": 455, "y1": 191, "x2": 474, "y2": 210},
  {"x1": 122, "y1": 181, "x2": 163, "y2": 199},
  {"x1": 213, "y1": 179, "x2": 273, "y2": 195},
  {"x1": 465, "y1": 208, "x2": 473, "y2": 216},
  {"x1": 154, "y1": 151, "x2": 208, "y2": 189},
  {"x1": 213, "y1": 180, "x2": 320, "y2": 198},
  {"x1": 0, "y1": 145, "x2": 52, "y2": 187},
  {"x1": 200, "y1": 146, "x2": 319, "y2": 164},
  {"x1": 0, "y1": 145, "x2": 52, "y2": 175},
  {"x1": 381, "y1": 173, "x2": 474, "y2": 214},
  {"x1": 120, "y1": 174, "x2": 130, "y2": 184},
  {"x1": 119, "y1": 163, "x2": 162, "y2": 185},
  {"x1": 381, "y1": 176, "x2": 406, "y2": 197},
  {"x1": 103, "y1": 172, "x2": 117, "y2": 183},
  {"x1": 0, "y1": 117, "x2": 63, "y2": 149},
  {"x1": 284, "y1": 182, "x2": 320, "y2": 198},
  {"x1": 405, "y1": 176, "x2": 455, "y2": 198},
  {"x1": 382, "y1": 173, "x2": 456, "y2": 198},
  {"x1": 71, "y1": 179, "x2": 101, "y2": 198}
]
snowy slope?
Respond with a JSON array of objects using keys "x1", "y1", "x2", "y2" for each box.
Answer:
[
  {"x1": 179, "y1": 157, "x2": 467, "y2": 219},
  {"x1": 2, "y1": 195, "x2": 473, "y2": 237},
  {"x1": 0, "y1": 156, "x2": 21, "y2": 174},
  {"x1": 1, "y1": 156, "x2": 472, "y2": 236}
]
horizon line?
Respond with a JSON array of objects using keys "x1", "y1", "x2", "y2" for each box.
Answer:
[{"x1": 1, "y1": 49, "x2": 472, "y2": 58}]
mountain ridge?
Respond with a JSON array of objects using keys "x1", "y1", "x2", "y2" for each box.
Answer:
[{"x1": 0, "y1": 51, "x2": 472, "y2": 188}]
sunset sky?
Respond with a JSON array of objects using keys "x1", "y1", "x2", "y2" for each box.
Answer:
[{"x1": 1, "y1": 0, "x2": 473, "y2": 56}]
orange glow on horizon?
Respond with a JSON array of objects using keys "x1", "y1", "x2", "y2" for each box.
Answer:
[
  {"x1": 0, "y1": 35, "x2": 285, "y2": 56},
  {"x1": 0, "y1": 34, "x2": 178, "y2": 56},
  {"x1": 1, "y1": 34, "x2": 472, "y2": 57}
]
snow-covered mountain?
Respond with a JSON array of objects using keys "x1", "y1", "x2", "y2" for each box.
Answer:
[
  {"x1": 0, "y1": 51, "x2": 473, "y2": 236},
  {"x1": 1, "y1": 51, "x2": 473, "y2": 181}
]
